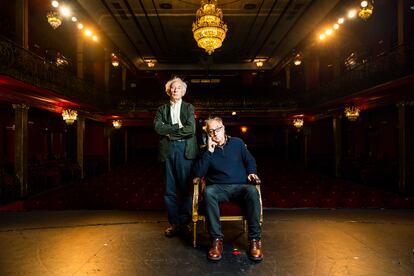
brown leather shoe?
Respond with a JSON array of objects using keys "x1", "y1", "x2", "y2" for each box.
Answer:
[
  {"x1": 164, "y1": 224, "x2": 180, "y2": 237},
  {"x1": 208, "y1": 239, "x2": 223, "y2": 261},
  {"x1": 249, "y1": 239, "x2": 263, "y2": 261}
]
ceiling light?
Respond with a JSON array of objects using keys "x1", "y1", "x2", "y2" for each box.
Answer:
[
  {"x1": 325, "y1": 28, "x2": 333, "y2": 36},
  {"x1": 333, "y1": 23, "x2": 339, "y2": 30},
  {"x1": 84, "y1": 29, "x2": 92, "y2": 37},
  {"x1": 255, "y1": 60, "x2": 264, "y2": 68},
  {"x1": 358, "y1": 0, "x2": 374, "y2": 20},
  {"x1": 319, "y1": 33, "x2": 326, "y2": 40},
  {"x1": 92, "y1": 35, "x2": 98, "y2": 41},
  {"x1": 71, "y1": 16, "x2": 77, "y2": 22},
  {"x1": 192, "y1": 0, "x2": 228, "y2": 55},
  {"x1": 51, "y1": 1, "x2": 59, "y2": 8},
  {"x1": 46, "y1": 11, "x2": 62, "y2": 29},
  {"x1": 59, "y1": 6, "x2": 71, "y2": 17},
  {"x1": 231, "y1": 111, "x2": 237, "y2": 116},
  {"x1": 348, "y1": 9, "x2": 357, "y2": 18},
  {"x1": 77, "y1": 23, "x2": 84, "y2": 29},
  {"x1": 337, "y1": 17, "x2": 345, "y2": 24}
]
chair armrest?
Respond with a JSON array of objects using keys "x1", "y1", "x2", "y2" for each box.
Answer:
[{"x1": 192, "y1": 177, "x2": 204, "y2": 222}]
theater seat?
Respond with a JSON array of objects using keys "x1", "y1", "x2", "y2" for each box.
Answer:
[{"x1": 191, "y1": 177, "x2": 263, "y2": 248}]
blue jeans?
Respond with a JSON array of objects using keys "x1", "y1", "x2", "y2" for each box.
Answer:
[
  {"x1": 164, "y1": 141, "x2": 193, "y2": 225},
  {"x1": 204, "y1": 184, "x2": 261, "y2": 240}
]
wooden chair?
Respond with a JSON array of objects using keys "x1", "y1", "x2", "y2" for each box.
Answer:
[{"x1": 191, "y1": 177, "x2": 263, "y2": 247}]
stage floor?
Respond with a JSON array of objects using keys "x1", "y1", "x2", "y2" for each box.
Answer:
[{"x1": 0, "y1": 209, "x2": 413, "y2": 275}]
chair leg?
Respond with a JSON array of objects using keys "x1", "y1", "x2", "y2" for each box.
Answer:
[{"x1": 193, "y1": 222, "x2": 197, "y2": 248}]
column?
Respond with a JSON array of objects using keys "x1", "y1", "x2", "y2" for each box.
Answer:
[
  {"x1": 104, "y1": 48, "x2": 110, "y2": 93},
  {"x1": 12, "y1": 103, "x2": 29, "y2": 196},
  {"x1": 122, "y1": 66, "x2": 127, "y2": 92},
  {"x1": 284, "y1": 127, "x2": 289, "y2": 161},
  {"x1": 124, "y1": 128, "x2": 128, "y2": 163},
  {"x1": 16, "y1": 0, "x2": 29, "y2": 49},
  {"x1": 285, "y1": 64, "x2": 291, "y2": 89},
  {"x1": 332, "y1": 114, "x2": 342, "y2": 177},
  {"x1": 77, "y1": 116, "x2": 85, "y2": 178},
  {"x1": 397, "y1": 102, "x2": 407, "y2": 193}
]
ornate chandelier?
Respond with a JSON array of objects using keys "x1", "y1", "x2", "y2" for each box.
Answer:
[
  {"x1": 293, "y1": 118, "x2": 304, "y2": 129},
  {"x1": 344, "y1": 105, "x2": 360, "y2": 121},
  {"x1": 112, "y1": 120, "x2": 122, "y2": 129},
  {"x1": 47, "y1": 11, "x2": 62, "y2": 29},
  {"x1": 358, "y1": 1, "x2": 374, "y2": 20},
  {"x1": 192, "y1": 0, "x2": 228, "y2": 55},
  {"x1": 62, "y1": 109, "x2": 78, "y2": 125}
]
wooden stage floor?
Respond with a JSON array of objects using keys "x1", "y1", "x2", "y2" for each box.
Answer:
[{"x1": 0, "y1": 209, "x2": 413, "y2": 275}]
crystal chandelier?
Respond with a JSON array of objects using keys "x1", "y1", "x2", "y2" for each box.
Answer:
[
  {"x1": 47, "y1": 11, "x2": 62, "y2": 29},
  {"x1": 112, "y1": 120, "x2": 122, "y2": 129},
  {"x1": 344, "y1": 105, "x2": 360, "y2": 121},
  {"x1": 358, "y1": 1, "x2": 374, "y2": 20},
  {"x1": 293, "y1": 118, "x2": 304, "y2": 128},
  {"x1": 192, "y1": 0, "x2": 228, "y2": 55},
  {"x1": 62, "y1": 109, "x2": 77, "y2": 125}
]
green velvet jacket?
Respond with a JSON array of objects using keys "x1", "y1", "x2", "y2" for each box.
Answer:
[{"x1": 154, "y1": 101, "x2": 198, "y2": 162}]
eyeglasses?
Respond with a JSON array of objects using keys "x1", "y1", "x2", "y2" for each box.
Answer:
[{"x1": 208, "y1": 126, "x2": 224, "y2": 136}]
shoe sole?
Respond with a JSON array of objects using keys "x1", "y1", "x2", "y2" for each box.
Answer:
[
  {"x1": 207, "y1": 255, "x2": 222, "y2": 261},
  {"x1": 248, "y1": 255, "x2": 263, "y2": 261}
]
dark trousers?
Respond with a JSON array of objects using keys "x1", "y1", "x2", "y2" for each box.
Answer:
[
  {"x1": 164, "y1": 141, "x2": 193, "y2": 225},
  {"x1": 204, "y1": 184, "x2": 261, "y2": 240}
]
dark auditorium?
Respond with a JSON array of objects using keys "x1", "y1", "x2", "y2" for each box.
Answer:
[{"x1": 1, "y1": 0, "x2": 414, "y2": 275}]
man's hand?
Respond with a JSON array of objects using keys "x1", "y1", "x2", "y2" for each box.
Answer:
[
  {"x1": 247, "y1": 174, "x2": 260, "y2": 183},
  {"x1": 207, "y1": 136, "x2": 217, "y2": 153}
]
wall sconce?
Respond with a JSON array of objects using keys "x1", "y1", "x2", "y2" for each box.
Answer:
[
  {"x1": 293, "y1": 54, "x2": 302, "y2": 66},
  {"x1": 146, "y1": 60, "x2": 156, "y2": 68},
  {"x1": 111, "y1": 53, "x2": 120, "y2": 67},
  {"x1": 62, "y1": 109, "x2": 77, "y2": 125},
  {"x1": 112, "y1": 120, "x2": 122, "y2": 129},
  {"x1": 293, "y1": 118, "x2": 304, "y2": 128},
  {"x1": 255, "y1": 60, "x2": 264, "y2": 68},
  {"x1": 344, "y1": 105, "x2": 360, "y2": 121}
]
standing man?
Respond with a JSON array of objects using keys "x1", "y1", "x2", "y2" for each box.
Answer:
[
  {"x1": 193, "y1": 116, "x2": 263, "y2": 261},
  {"x1": 154, "y1": 77, "x2": 198, "y2": 237}
]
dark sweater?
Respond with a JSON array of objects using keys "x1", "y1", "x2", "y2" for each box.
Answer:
[{"x1": 193, "y1": 137, "x2": 257, "y2": 185}]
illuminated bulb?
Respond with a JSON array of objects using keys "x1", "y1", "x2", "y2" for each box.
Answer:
[
  {"x1": 77, "y1": 23, "x2": 83, "y2": 29},
  {"x1": 360, "y1": 1, "x2": 368, "y2": 8},
  {"x1": 85, "y1": 29, "x2": 92, "y2": 37},
  {"x1": 240, "y1": 126, "x2": 248, "y2": 133},
  {"x1": 319, "y1": 33, "x2": 326, "y2": 40},
  {"x1": 348, "y1": 9, "x2": 357, "y2": 18},
  {"x1": 333, "y1": 24, "x2": 339, "y2": 30},
  {"x1": 92, "y1": 35, "x2": 98, "y2": 41},
  {"x1": 325, "y1": 28, "x2": 333, "y2": 36},
  {"x1": 256, "y1": 61, "x2": 263, "y2": 68},
  {"x1": 231, "y1": 111, "x2": 237, "y2": 116},
  {"x1": 51, "y1": 1, "x2": 59, "y2": 8},
  {"x1": 60, "y1": 6, "x2": 71, "y2": 17},
  {"x1": 338, "y1": 18, "x2": 345, "y2": 24},
  {"x1": 71, "y1": 16, "x2": 77, "y2": 22}
]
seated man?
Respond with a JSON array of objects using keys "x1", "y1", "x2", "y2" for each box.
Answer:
[{"x1": 193, "y1": 116, "x2": 263, "y2": 261}]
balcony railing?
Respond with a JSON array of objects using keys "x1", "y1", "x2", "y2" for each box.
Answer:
[
  {"x1": 302, "y1": 41, "x2": 414, "y2": 105},
  {"x1": 0, "y1": 36, "x2": 106, "y2": 107}
]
